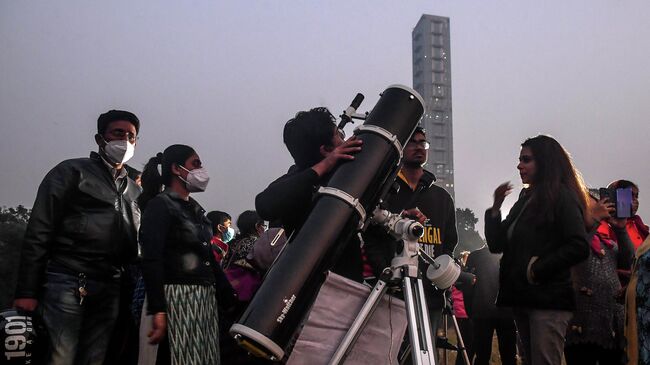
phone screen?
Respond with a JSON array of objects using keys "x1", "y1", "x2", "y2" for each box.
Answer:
[{"x1": 616, "y1": 188, "x2": 633, "y2": 218}]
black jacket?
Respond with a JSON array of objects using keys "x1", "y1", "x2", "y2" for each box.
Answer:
[
  {"x1": 462, "y1": 247, "x2": 513, "y2": 319},
  {"x1": 484, "y1": 186, "x2": 589, "y2": 310},
  {"x1": 16, "y1": 152, "x2": 141, "y2": 298},
  {"x1": 364, "y1": 169, "x2": 458, "y2": 309},
  {"x1": 255, "y1": 165, "x2": 364, "y2": 282},
  {"x1": 256, "y1": 166, "x2": 320, "y2": 237},
  {"x1": 140, "y1": 190, "x2": 231, "y2": 314}
]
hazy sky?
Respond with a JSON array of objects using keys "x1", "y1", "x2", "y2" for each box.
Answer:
[{"x1": 2, "y1": 1, "x2": 649, "y2": 233}]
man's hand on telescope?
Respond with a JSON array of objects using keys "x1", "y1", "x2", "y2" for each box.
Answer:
[
  {"x1": 312, "y1": 136, "x2": 363, "y2": 177},
  {"x1": 402, "y1": 208, "x2": 427, "y2": 224}
]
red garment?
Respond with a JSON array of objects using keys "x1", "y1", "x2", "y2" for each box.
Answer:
[
  {"x1": 451, "y1": 286, "x2": 468, "y2": 319},
  {"x1": 360, "y1": 246, "x2": 375, "y2": 279},
  {"x1": 598, "y1": 215, "x2": 649, "y2": 250},
  {"x1": 593, "y1": 222, "x2": 616, "y2": 256},
  {"x1": 211, "y1": 236, "x2": 229, "y2": 263},
  {"x1": 627, "y1": 215, "x2": 649, "y2": 249}
]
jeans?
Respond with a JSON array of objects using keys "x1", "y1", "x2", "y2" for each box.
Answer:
[
  {"x1": 513, "y1": 308, "x2": 572, "y2": 365},
  {"x1": 41, "y1": 271, "x2": 120, "y2": 365}
]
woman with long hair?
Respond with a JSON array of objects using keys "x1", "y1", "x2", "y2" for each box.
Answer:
[
  {"x1": 138, "y1": 144, "x2": 230, "y2": 365},
  {"x1": 485, "y1": 135, "x2": 590, "y2": 365}
]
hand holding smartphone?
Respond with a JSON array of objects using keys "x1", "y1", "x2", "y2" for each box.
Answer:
[{"x1": 599, "y1": 187, "x2": 633, "y2": 219}]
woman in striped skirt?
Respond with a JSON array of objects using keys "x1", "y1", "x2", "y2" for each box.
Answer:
[{"x1": 138, "y1": 144, "x2": 232, "y2": 365}]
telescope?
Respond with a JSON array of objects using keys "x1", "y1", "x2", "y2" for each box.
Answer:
[{"x1": 230, "y1": 85, "x2": 425, "y2": 361}]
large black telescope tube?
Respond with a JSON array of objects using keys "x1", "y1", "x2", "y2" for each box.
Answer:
[{"x1": 230, "y1": 85, "x2": 425, "y2": 361}]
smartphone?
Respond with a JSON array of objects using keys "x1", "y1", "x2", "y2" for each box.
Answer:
[
  {"x1": 616, "y1": 188, "x2": 633, "y2": 218},
  {"x1": 599, "y1": 187, "x2": 633, "y2": 218},
  {"x1": 599, "y1": 187, "x2": 615, "y2": 204}
]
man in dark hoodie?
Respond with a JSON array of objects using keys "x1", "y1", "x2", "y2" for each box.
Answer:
[
  {"x1": 364, "y1": 126, "x2": 458, "y2": 351},
  {"x1": 255, "y1": 107, "x2": 364, "y2": 281}
]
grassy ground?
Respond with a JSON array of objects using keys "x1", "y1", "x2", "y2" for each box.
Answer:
[
  {"x1": 440, "y1": 330, "x2": 519, "y2": 365},
  {"x1": 439, "y1": 326, "x2": 566, "y2": 365}
]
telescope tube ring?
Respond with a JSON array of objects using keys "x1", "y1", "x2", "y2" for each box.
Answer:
[
  {"x1": 354, "y1": 124, "x2": 403, "y2": 164},
  {"x1": 317, "y1": 186, "x2": 367, "y2": 224}
]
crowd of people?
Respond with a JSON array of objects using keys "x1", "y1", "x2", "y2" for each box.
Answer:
[{"x1": 6, "y1": 108, "x2": 650, "y2": 365}]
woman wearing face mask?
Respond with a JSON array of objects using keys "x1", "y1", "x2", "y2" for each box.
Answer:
[
  {"x1": 485, "y1": 135, "x2": 590, "y2": 365},
  {"x1": 138, "y1": 144, "x2": 233, "y2": 365}
]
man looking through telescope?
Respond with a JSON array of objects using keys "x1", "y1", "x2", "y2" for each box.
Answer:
[
  {"x1": 364, "y1": 126, "x2": 458, "y2": 350},
  {"x1": 255, "y1": 107, "x2": 365, "y2": 282}
]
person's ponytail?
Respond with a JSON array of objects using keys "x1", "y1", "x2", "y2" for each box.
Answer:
[{"x1": 138, "y1": 152, "x2": 164, "y2": 211}]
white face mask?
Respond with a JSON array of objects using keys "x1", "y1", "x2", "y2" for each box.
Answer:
[
  {"x1": 102, "y1": 139, "x2": 135, "y2": 164},
  {"x1": 179, "y1": 166, "x2": 210, "y2": 192}
]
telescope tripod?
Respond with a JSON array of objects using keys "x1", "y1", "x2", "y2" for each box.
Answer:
[
  {"x1": 418, "y1": 251, "x2": 471, "y2": 365},
  {"x1": 328, "y1": 209, "x2": 436, "y2": 365},
  {"x1": 436, "y1": 291, "x2": 471, "y2": 365},
  {"x1": 398, "y1": 294, "x2": 471, "y2": 365},
  {"x1": 328, "y1": 265, "x2": 436, "y2": 365}
]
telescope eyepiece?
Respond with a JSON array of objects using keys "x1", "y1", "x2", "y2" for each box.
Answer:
[
  {"x1": 411, "y1": 224, "x2": 424, "y2": 239},
  {"x1": 350, "y1": 93, "x2": 365, "y2": 110},
  {"x1": 394, "y1": 219, "x2": 423, "y2": 241}
]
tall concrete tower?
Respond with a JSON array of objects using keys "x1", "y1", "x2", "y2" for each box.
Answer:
[{"x1": 412, "y1": 14, "x2": 454, "y2": 197}]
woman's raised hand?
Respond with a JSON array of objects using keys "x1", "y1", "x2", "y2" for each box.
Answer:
[{"x1": 492, "y1": 182, "x2": 513, "y2": 212}]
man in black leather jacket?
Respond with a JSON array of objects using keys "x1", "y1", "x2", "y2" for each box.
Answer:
[{"x1": 14, "y1": 110, "x2": 142, "y2": 365}]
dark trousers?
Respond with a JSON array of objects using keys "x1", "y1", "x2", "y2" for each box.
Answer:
[
  {"x1": 565, "y1": 343, "x2": 624, "y2": 365},
  {"x1": 41, "y1": 271, "x2": 120, "y2": 365},
  {"x1": 454, "y1": 317, "x2": 474, "y2": 365},
  {"x1": 472, "y1": 317, "x2": 517, "y2": 365},
  {"x1": 104, "y1": 273, "x2": 139, "y2": 365}
]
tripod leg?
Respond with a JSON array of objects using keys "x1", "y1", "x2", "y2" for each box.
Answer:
[
  {"x1": 402, "y1": 276, "x2": 436, "y2": 365},
  {"x1": 328, "y1": 279, "x2": 390, "y2": 365},
  {"x1": 448, "y1": 315, "x2": 471, "y2": 365},
  {"x1": 442, "y1": 315, "x2": 448, "y2": 365},
  {"x1": 398, "y1": 342, "x2": 411, "y2": 365}
]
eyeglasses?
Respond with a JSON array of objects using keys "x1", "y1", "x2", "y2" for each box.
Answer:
[
  {"x1": 407, "y1": 140, "x2": 430, "y2": 150},
  {"x1": 107, "y1": 128, "x2": 138, "y2": 143},
  {"x1": 519, "y1": 156, "x2": 534, "y2": 163}
]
